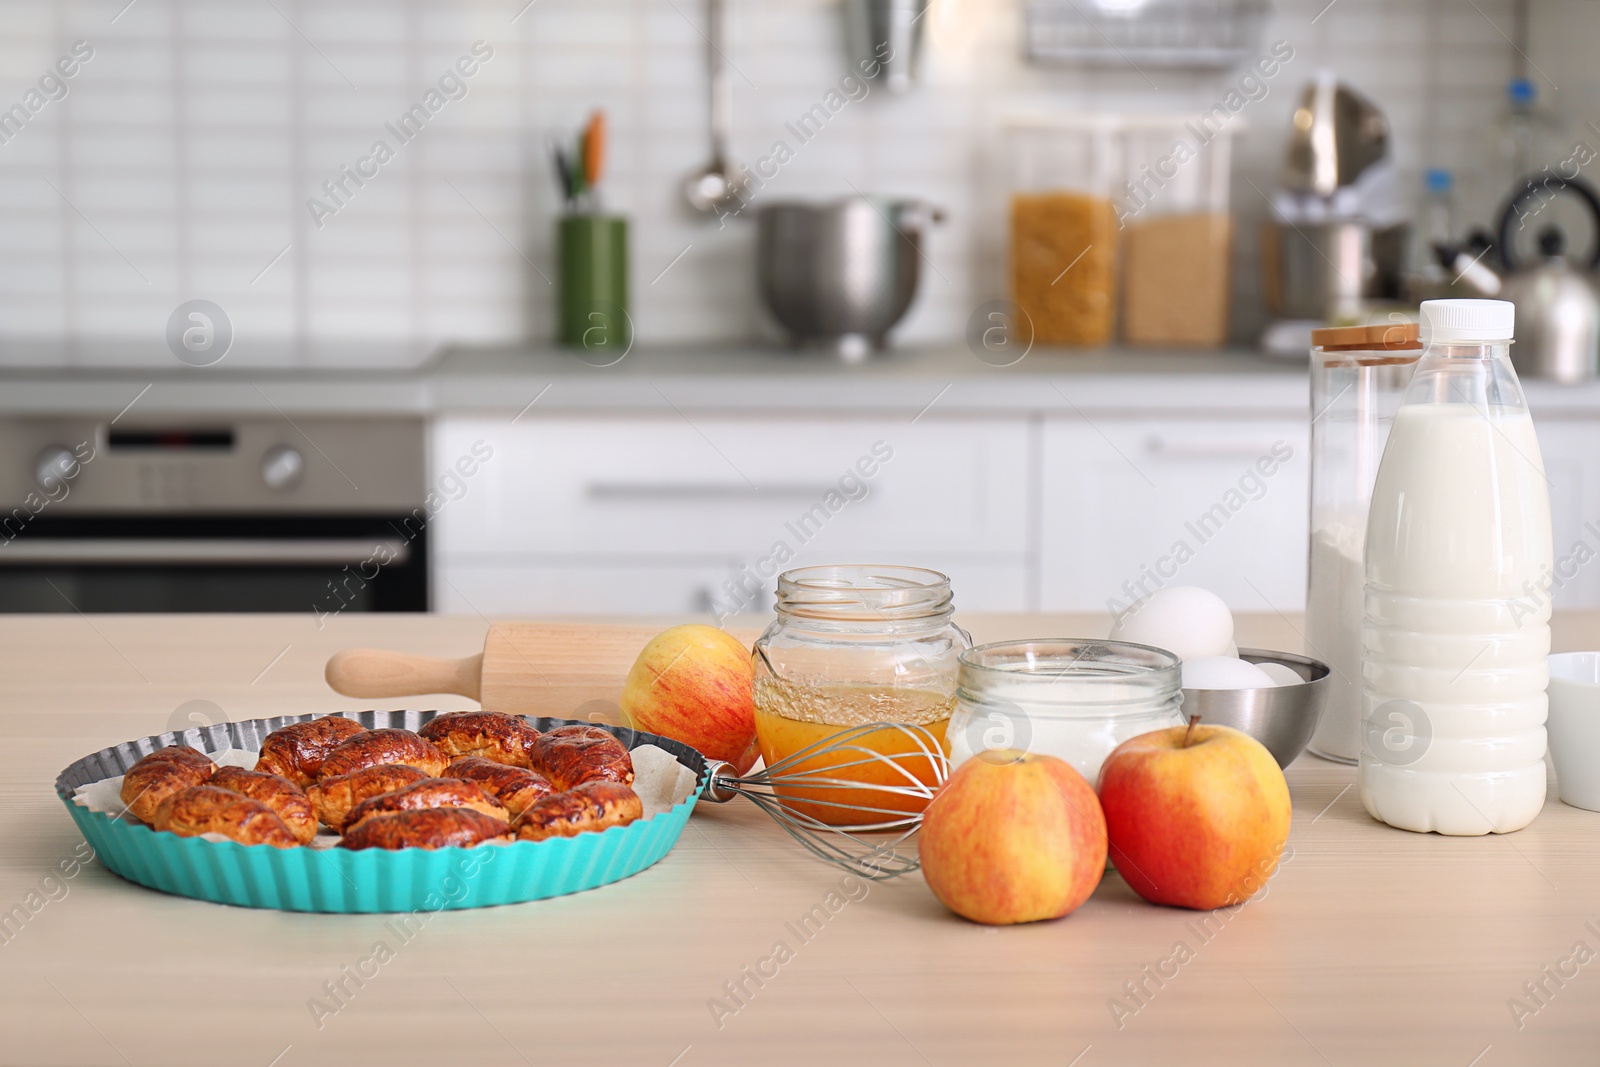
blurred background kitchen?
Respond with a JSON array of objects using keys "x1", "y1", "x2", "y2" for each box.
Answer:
[{"x1": 3, "y1": 0, "x2": 1600, "y2": 622}]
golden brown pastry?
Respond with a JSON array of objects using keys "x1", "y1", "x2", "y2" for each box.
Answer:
[
  {"x1": 121, "y1": 746, "x2": 216, "y2": 824},
  {"x1": 150, "y1": 785, "x2": 300, "y2": 848},
  {"x1": 530, "y1": 725, "x2": 635, "y2": 791},
  {"x1": 255, "y1": 717, "x2": 368, "y2": 787},
  {"x1": 317, "y1": 728, "x2": 446, "y2": 780},
  {"x1": 210, "y1": 766, "x2": 318, "y2": 845},
  {"x1": 340, "y1": 808, "x2": 512, "y2": 851},
  {"x1": 305, "y1": 763, "x2": 431, "y2": 831},
  {"x1": 419, "y1": 711, "x2": 540, "y2": 767},
  {"x1": 343, "y1": 777, "x2": 508, "y2": 833},
  {"x1": 443, "y1": 757, "x2": 554, "y2": 817},
  {"x1": 514, "y1": 781, "x2": 642, "y2": 842}
]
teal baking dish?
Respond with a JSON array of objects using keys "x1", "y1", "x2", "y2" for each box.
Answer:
[{"x1": 54, "y1": 710, "x2": 707, "y2": 913}]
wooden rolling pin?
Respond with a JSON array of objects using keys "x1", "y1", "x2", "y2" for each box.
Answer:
[{"x1": 326, "y1": 621, "x2": 761, "y2": 724}]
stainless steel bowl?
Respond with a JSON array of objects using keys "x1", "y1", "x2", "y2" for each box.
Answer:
[
  {"x1": 756, "y1": 196, "x2": 942, "y2": 359},
  {"x1": 1181, "y1": 648, "x2": 1330, "y2": 768}
]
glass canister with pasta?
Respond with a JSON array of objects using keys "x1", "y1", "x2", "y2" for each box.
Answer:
[{"x1": 1007, "y1": 118, "x2": 1121, "y2": 346}]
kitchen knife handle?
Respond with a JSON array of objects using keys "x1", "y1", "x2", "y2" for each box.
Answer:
[{"x1": 325, "y1": 649, "x2": 484, "y2": 702}]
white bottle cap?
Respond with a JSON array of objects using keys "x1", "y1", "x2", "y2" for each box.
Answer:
[{"x1": 1420, "y1": 299, "x2": 1515, "y2": 344}]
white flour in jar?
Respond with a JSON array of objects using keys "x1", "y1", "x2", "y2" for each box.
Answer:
[{"x1": 1306, "y1": 520, "x2": 1365, "y2": 761}]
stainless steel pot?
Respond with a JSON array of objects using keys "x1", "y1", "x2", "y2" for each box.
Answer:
[{"x1": 756, "y1": 197, "x2": 943, "y2": 359}]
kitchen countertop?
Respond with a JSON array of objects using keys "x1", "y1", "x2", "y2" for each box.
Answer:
[
  {"x1": 7, "y1": 343, "x2": 1600, "y2": 420},
  {"x1": 0, "y1": 344, "x2": 1311, "y2": 419},
  {"x1": 5, "y1": 611, "x2": 1600, "y2": 1065},
  {"x1": 7, "y1": 342, "x2": 1600, "y2": 420}
]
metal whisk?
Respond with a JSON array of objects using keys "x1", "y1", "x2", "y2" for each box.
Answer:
[{"x1": 701, "y1": 722, "x2": 949, "y2": 880}]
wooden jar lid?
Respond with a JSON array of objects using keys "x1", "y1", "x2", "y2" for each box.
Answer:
[{"x1": 1310, "y1": 322, "x2": 1422, "y2": 352}]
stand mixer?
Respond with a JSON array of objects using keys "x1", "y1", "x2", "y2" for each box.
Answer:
[{"x1": 1260, "y1": 73, "x2": 1407, "y2": 357}]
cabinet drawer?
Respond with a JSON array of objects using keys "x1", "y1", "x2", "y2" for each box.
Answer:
[
  {"x1": 1040, "y1": 417, "x2": 1309, "y2": 614},
  {"x1": 431, "y1": 416, "x2": 1030, "y2": 558},
  {"x1": 436, "y1": 559, "x2": 1031, "y2": 616}
]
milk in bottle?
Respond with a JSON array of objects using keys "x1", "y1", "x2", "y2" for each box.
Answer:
[{"x1": 1359, "y1": 300, "x2": 1553, "y2": 835}]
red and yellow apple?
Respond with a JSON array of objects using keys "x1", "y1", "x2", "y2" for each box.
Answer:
[
  {"x1": 1098, "y1": 718, "x2": 1290, "y2": 911},
  {"x1": 919, "y1": 751, "x2": 1107, "y2": 925},
  {"x1": 620, "y1": 624, "x2": 760, "y2": 773}
]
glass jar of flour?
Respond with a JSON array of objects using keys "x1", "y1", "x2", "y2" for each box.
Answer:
[
  {"x1": 1306, "y1": 322, "x2": 1421, "y2": 762},
  {"x1": 948, "y1": 639, "x2": 1184, "y2": 787}
]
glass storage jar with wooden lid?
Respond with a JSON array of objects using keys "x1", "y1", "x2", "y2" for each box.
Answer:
[
  {"x1": 751, "y1": 565, "x2": 971, "y2": 826},
  {"x1": 1306, "y1": 321, "x2": 1423, "y2": 763}
]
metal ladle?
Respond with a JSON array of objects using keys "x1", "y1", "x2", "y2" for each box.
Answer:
[{"x1": 683, "y1": 0, "x2": 746, "y2": 216}]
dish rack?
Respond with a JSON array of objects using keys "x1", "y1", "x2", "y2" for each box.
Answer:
[{"x1": 1025, "y1": 0, "x2": 1270, "y2": 69}]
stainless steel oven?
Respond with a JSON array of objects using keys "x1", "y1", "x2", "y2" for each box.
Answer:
[{"x1": 0, "y1": 417, "x2": 427, "y2": 613}]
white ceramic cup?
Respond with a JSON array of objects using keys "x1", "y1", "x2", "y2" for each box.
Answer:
[{"x1": 1547, "y1": 652, "x2": 1600, "y2": 811}]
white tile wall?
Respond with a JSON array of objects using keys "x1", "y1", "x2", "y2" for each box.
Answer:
[{"x1": 0, "y1": 0, "x2": 1575, "y2": 367}]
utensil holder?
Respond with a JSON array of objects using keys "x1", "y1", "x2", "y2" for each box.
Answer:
[{"x1": 558, "y1": 214, "x2": 629, "y2": 353}]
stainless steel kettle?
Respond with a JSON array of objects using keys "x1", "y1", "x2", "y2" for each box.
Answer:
[{"x1": 1458, "y1": 175, "x2": 1600, "y2": 383}]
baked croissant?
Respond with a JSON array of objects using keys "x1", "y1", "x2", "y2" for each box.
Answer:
[
  {"x1": 514, "y1": 781, "x2": 642, "y2": 842},
  {"x1": 531, "y1": 725, "x2": 635, "y2": 791},
  {"x1": 340, "y1": 807, "x2": 512, "y2": 851},
  {"x1": 318, "y1": 728, "x2": 446, "y2": 780},
  {"x1": 121, "y1": 746, "x2": 216, "y2": 824},
  {"x1": 343, "y1": 777, "x2": 508, "y2": 833},
  {"x1": 443, "y1": 757, "x2": 554, "y2": 816},
  {"x1": 210, "y1": 766, "x2": 318, "y2": 844},
  {"x1": 419, "y1": 711, "x2": 540, "y2": 767},
  {"x1": 150, "y1": 785, "x2": 300, "y2": 848},
  {"x1": 255, "y1": 717, "x2": 368, "y2": 787},
  {"x1": 306, "y1": 763, "x2": 430, "y2": 831}
]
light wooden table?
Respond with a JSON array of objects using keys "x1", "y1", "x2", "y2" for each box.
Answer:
[{"x1": 4, "y1": 612, "x2": 1600, "y2": 1067}]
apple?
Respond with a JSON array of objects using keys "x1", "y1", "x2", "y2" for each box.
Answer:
[
  {"x1": 620, "y1": 624, "x2": 760, "y2": 773},
  {"x1": 919, "y1": 751, "x2": 1107, "y2": 925},
  {"x1": 1097, "y1": 717, "x2": 1291, "y2": 911}
]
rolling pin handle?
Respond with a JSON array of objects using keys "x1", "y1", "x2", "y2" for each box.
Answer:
[{"x1": 324, "y1": 648, "x2": 484, "y2": 702}]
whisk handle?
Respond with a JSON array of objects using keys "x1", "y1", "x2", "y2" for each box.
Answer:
[{"x1": 702, "y1": 759, "x2": 740, "y2": 803}]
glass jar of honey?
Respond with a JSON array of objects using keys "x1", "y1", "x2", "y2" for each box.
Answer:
[{"x1": 751, "y1": 565, "x2": 971, "y2": 826}]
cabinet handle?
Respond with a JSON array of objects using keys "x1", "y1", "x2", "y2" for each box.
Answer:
[
  {"x1": 586, "y1": 483, "x2": 836, "y2": 501},
  {"x1": 1143, "y1": 435, "x2": 1285, "y2": 460},
  {"x1": 0, "y1": 539, "x2": 409, "y2": 566}
]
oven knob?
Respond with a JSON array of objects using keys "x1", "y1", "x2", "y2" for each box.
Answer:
[
  {"x1": 260, "y1": 444, "x2": 304, "y2": 490},
  {"x1": 35, "y1": 445, "x2": 79, "y2": 489}
]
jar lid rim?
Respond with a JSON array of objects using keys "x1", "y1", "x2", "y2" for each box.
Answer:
[
  {"x1": 775, "y1": 564, "x2": 954, "y2": 620},
  {"x1": 958, "y1": 638, "x2": 1181, "y2": 679},
  {"x1": 778, "y1": 564, "x2": 950, "y2": 590}
]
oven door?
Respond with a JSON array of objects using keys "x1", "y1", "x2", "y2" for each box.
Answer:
[{"x1": 0, "y1": 515, "x2": 428, "y2": 613}]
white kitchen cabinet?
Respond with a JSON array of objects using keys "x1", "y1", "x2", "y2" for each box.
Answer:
[
  {"x1": 1039, "y1": 416, "x2": 1311, "y2": 616},
  {"x1": 415, "y1": 369, "x2": 1600, "y2": 620},
  {"x1": 1533, "y1": 418, "x2": 1600, "y2": 612},
  {"x1": 431, "y1": 415, "x2": 1035, "y2": 615}
]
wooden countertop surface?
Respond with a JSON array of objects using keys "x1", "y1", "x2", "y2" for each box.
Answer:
[{"x1": 4, "y1": 612, "x2": 1600, "y2": 1066}]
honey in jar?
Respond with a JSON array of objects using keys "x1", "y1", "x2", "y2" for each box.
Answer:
[
  {"x1": 753, "y1": 680, "x2": 952, "y2": 826},
  {"x1": 750, "y1": 565, "x2": 970, "y2": 829}
]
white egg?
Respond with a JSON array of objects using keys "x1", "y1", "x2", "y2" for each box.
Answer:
[
  {"x1": 1182, "y1": 656, "x2": 1277, "y2": 690},
  {"x1": 1256, "y1": 662, "x2": 1305, "y2": 687},
  {"x1": 1109, "y1": 586, "x2": 1235, "y2": 663}
]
